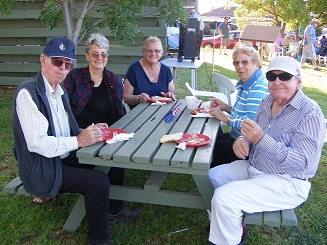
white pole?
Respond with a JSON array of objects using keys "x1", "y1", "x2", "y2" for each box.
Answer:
[{"x1": 212, "y1": 29, "x2": 216, "y2": 72}]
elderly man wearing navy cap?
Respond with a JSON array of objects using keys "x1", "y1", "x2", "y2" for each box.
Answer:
[
  {"x1": 208, "y1": 56, "x2": 325, "y2": 245},
  {"x1": 12, "y1": 37, "x2": 112, "y2": 245}
]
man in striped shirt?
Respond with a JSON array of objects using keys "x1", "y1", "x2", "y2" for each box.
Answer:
[{"x1": 208, "y1": 56, "x2": 326, "y2": 245}]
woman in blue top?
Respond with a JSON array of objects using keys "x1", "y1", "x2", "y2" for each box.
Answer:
[
  {"x1": 124, "y1": 36, "x2": 177, "y2": 109},
  {"x1": 209, "y1": 42, "x2": 269, "y2": 168}
]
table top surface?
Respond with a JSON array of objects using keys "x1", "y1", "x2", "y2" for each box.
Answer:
[
  {"x1": 161, "y1": 58, "x2": 204, "y2": 69},
  {"x1": 77, "y1": 99, "x2": 220, "y2": 175}
]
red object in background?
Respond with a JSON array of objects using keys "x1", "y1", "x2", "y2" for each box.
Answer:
[{"x1": 201, "y1": 30, "x2": 258, "y2": 50}]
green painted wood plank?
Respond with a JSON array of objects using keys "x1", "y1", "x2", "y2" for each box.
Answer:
[
  {"x1": 0, "y1": 63, "x2": 40, "y2": 72},
  {"x1": 109, "y1": 185, "x2": 208, "y2": 209},
  {"x1": 0, "y1": 77, "x2": 32, "y2": 86},
  {"x1": 113, "y1": 105, "x2": 160, "y2": 163},
  {"x1": 76, "y1": 142, "x2": 105, "y2": 159},
  {"x1": 263, "y1": 211, "x2": 281, "y2": 228},
  {"x1": 144, "y1": 171, "x2": 167, "y2": 191},
  {"x1": 244, "y1": 212, "x2": 263, "y2": 225},
  {"x1": 0, "y1": 27, "x2": 166, "y2": 38},
  {"x1": 153, "y1": 101, "x2": 193, "y2": 166},
  {"x1": 132, "y1": 102, "x2": 178, "y2": 164},
  {"x1": 63, "y1": 196, "x2": 85, "y2": 233},
  {"x1": 17, "y1": 185, "x2": 32, "y2": 196},
  {"x1": 0, "y1": 45, "x2": 142, "y2": 56},
  {"x1": 99, "y1": 104, "x2": 148, "y2": 160},
  {"x1": 170, "y1": 103, "x2": 206, "y2": 168},
  {"x1": 192, "y1": 117, "x2": 220, "y2": 170},
  {"x1": 3, "y1": 176, "x2": 23, "y2": 194},
  {"x1": 192, "y1": 174, "x2": 214, "y2": 209},
  {"x1": 281, "y1": 209, "x2": 298, "y2": 226}
]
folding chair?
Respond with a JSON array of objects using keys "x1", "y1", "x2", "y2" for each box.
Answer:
[
  {"x1": 211, "y1": 72, "x2": 237, "y2": 105},
  {"x1": 185, "y1": 82, "x2": 228, "y2": 104}
]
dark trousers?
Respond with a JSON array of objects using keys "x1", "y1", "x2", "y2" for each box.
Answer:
[
  {"x1": 60, "y1": 163, "x2": 109, "y2": 243},
  {"x1": 62, "y1": 151, "x2": 124, "y2": 214},
  {"x1": 107, "y1": 167, "x2": 124, "y2": 214},
  {"x1": 210, "y1": 132, "x2": 240, "y2": 168}
]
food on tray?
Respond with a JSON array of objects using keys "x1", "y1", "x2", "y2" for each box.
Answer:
[
  {"x1": 148, "y1": 96, "x2": 174, "y2": 103},
  {"x1": 179, "y1": 133, "x2": 205, "y2": 144},
  {"x1": 101, "y1": 128, "x2": 127, "y2": 141},
  {"x1": 191, "y1": 107, "x2": 210, "y2": 115},
  {"x1": 160, "y1": 132, "x2": 183, "y2": 143},
  {"x1": 176, "y1": 133, "x2": 211, "y2": 146}
]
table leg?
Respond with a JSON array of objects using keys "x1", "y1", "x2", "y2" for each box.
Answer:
[
  {"x1": 63, "y1": 195, "x2": 85, "y2": 233},
  {"x1": 173, "y1": 67, "x2": 177, "y2": 81},
  {"x1": 192, "y1": 174, "x2": 214, "y2": 210},
  {"x1": 190, "y1": 68, "x2": 197, "y2": 89}
]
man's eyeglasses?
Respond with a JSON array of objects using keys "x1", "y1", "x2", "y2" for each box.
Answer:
[
  {"x1": 144, "y1": 49, "x2": 162, "y2": 54},
  {"x1": 266, "y1": 72, "x2": 293, "y2": 81},
  {"x1": 89, "y1": 52, "x2": 108, "y2": 59},
  {"x1": 232, "y1": 60, "x2": 252, "y2": 66},
  {"x1": 51, "y1": 58, "x2": 73, "y2": 70}
]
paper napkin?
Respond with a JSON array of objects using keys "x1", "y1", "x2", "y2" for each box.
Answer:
[
  {"x1": 106, "y1": 133, "x2": 134, "y2": 144},
  {"x1": 175, "y1": 142, "x2": 187, "y2": 150},
  {"x1": 151, "y1": 101, "x2": 166, "y2": 106}
]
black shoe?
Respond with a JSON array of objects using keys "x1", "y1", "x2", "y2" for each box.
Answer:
[
  {"x1": 314, "y1": 67, "x2": 322, "y2": 71},
  {"x1": 108, "y1": 207, "x2": 140, "y2": 224}
]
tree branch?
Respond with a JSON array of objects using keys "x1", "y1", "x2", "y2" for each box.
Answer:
[
  {"x1": 58, "y1": 0, "x2": 73, "y2": 40},
  {"x1": 73, "y1": 0, "x2": 95, "y2": 44}
]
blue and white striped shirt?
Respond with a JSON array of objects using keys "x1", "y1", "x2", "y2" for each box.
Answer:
[
  {"x1": 249, "y1": 89, "x2": 326, "y2": 179},
  {"x1": 230, "y1": 69, "x2": 269, "y2": 137}
]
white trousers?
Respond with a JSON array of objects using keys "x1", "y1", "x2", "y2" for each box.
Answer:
[{"x1": 208, "y1": 160, "x2": 311, "y2": 245}]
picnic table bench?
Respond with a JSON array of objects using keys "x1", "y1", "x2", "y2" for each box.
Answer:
[
  {"x1": 3, "y1": 176, "x2": 298, "y2": 228},
  {"x1": 3, "y1": 100, "x2": 298, "y2": 231}
]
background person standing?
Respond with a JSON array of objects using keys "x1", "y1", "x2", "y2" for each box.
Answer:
[
  {"x1": 189, "y1": 8, "x2": 204, "y2": 58},
  {"x1": 218, "y1": 16, "x2": 231, "y2": 55},
  {"x1": 301, "y1": 18, "x2": 321, "y2": 71}
]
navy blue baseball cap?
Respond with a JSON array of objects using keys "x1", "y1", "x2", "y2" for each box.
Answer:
[{"x1": 43, "y1": 37, "x2": 76, "y2": 60}]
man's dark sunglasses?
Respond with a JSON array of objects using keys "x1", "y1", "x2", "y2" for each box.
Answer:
[
  {"x1": 51, "y1": 58, "x2": 74, "y2": 70},
  {"x1": 266, "y1": 72, "x2": 293, "y2": 81}
]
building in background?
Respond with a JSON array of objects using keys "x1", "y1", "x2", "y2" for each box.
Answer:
[{"x1": 201, "y1": 6, "x2": 238, "y2": 35}]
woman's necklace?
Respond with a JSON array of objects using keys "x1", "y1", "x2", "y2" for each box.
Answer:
[
  {"x1": 143, "y1": 61, "x2": 158, "y2": 82},
  {"x1": 148, "y1": 73, "x2": 155, "y2": 81}
]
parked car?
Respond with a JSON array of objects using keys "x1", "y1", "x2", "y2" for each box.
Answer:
[{"x1": 201, "y1": 30, "x2": 258, "y2": 50}]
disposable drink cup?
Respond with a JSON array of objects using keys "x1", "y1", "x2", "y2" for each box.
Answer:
[{"x1": 185, "y1": 96, "x2": 198, "y2": 109}]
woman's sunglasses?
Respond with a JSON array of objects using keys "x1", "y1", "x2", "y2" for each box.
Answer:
[
  {"x1": 232, "y1": 59, "x2": 252, "y2": 66},
  {"x1": 266, "y1": 72, "x2": 293, "y2": 81},
  {"x1": 51, "y1": 58, "x2": 74, "y2": 70},
  {"x1": 89, "y1": 52, "x2": 108, "y2": 59}
]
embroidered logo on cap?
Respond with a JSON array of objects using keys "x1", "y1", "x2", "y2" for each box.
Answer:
[{"x1": 59, "y1": 43, "x2": 66, "y2": 51}]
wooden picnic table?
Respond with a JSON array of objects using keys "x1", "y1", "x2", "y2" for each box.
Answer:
[{"x1": 62, "y1": 99, "x2": 219, "y2": 233}]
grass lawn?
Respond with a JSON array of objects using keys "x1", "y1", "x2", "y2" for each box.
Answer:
[{"x1": 0, "y1": 58, "x2": 326, "y2": 244}]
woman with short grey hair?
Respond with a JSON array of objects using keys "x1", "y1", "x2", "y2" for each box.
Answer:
[
  {"x1": 85, "y1": 33, "x2": 110, "y2": 54},
  {"x1": 209, "y1": 42, "x2": 269, "y2": 168},
  {"x1": 63, "y1": 33, "x2": 140, "y2": 224}
]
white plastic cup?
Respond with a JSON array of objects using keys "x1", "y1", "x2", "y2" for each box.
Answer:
[{"x1": 185, "y1": 96, "x2": 198, "y2": 109}]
